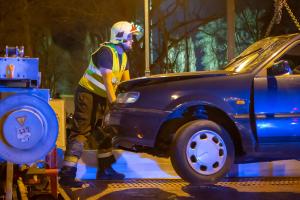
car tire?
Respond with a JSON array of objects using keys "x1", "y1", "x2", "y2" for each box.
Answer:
[{"x1": 170, "y1": 119, "x2": 234, "y2": 184}]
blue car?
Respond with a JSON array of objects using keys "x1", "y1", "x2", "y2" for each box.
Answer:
[{"x1": 104, "y1": 33, "x2": 300, "y2": 183}]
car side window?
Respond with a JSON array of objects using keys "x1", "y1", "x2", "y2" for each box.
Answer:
[{"x1": 275, "y1": 42, "x2": 300, "y2": 76}]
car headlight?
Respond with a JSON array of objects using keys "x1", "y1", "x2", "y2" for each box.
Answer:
[{"x1": 116, "y1": 92, "x2": 140, "y2": 104}]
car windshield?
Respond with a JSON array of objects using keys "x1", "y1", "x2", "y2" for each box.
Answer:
[{"x1": 224, "y1": 37, "x2": 289, "y2": 73}]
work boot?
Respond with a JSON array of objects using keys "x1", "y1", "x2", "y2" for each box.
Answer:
[
  {"x1": 59, "y1": 166, "x2": 89, "y2": 188},
  {"x1": 96, "y1": 166, "x2": 125, "y2": 180}
]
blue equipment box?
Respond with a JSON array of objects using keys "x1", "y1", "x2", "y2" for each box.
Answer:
[{"x1": 0, "y1": 57, "x2": 40, "y2": 87}]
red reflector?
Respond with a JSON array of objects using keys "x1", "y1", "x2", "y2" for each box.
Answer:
[
  {"x1": 130, "y1": 24, "x2": 137, "y2": 33},
  {"x1": 6, "y1": 64, "x2": 15, "y2": 78}
]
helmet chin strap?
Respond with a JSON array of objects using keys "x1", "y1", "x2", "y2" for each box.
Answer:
[
  {"x1": 115, "y1": 43, "x2": 129, "y2": 53},
  {"x1": 120, "y1": 43, "x2": 131, "y2": 52}
]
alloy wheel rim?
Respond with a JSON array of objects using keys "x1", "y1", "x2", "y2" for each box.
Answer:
[{"x1": 186, "y1": 129, "x2": 227, "y2": 175}]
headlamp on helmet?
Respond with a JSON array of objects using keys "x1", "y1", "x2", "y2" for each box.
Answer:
[{"x1": 110, "y1": 21, "x2": 141, "y2": 44}]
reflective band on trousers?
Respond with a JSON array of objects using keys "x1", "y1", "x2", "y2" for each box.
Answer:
[
  {"x1": 97, "y1": 152, "x2": 113, "y2": 158},
  {"x1": 63, "y1": 160, "x2": 77, "y2": 167},
  {"x1": 64, "y1": 156, "x2": 79, "y2": 163},
  {"x1": 84, "y1": 73, "x2": 106, "y2": 91}
]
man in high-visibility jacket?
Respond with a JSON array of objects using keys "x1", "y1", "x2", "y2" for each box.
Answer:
[{"x1": 59, "y1": 21, "x2": 141, "y2": 188}]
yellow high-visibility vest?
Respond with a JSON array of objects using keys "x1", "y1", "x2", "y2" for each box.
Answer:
[{"x1": 79, "y1": 43, "x2": 127, "y2": 97}]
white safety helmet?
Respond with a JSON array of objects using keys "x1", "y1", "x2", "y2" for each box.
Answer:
[{"x1": 110, "y1": 21, "x2": 141, "y2": 44}]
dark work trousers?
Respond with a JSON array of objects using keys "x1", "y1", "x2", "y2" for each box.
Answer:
[{"x1": 63, "y1": 85, "x2": 115, "y2": 170}]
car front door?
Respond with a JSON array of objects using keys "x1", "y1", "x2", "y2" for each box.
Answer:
[
  {"x1": 254, "y1": 40, "x2": 300, "y2": 143},
  {"x1": 254, "y1": 75, "x2": 300, "y2": 143}
]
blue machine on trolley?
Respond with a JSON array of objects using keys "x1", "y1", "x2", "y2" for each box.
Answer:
[{"x1": 0, "y1": 46, "x2": 58, "y2": 164}]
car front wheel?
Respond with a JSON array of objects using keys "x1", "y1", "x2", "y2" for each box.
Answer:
[{"x1": 170, "y1": 120, "x2": 234, "y2": 184}]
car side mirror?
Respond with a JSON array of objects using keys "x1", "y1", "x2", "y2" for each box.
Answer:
[{"x1": 267, "y1": 60, "x2": 291, "y2": 76}]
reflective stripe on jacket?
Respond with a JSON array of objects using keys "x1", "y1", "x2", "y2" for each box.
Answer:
[{"x1": 79, "y1": 43, "x2": 127, "y2": 97}]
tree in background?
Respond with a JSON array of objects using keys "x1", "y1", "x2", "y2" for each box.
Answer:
[
  {"x1": 197, "y1": 4, "x2": 266, "y2": 70},
  {"x1": 149, "y1": 0, "x2": 224, "y2": 74},
  {"x1": 149, "y1": 0, "x2": 299, "y2": 72},
  {"x1": 193, "y1": 0, "x2": 299, "y2": 71},
  {"x1": 0, "y1": 0, "x2": 142, "y2": 95}
]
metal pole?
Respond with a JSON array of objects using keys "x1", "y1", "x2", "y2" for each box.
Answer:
[
  {"x1": 144, "y1": 0, "x2": 151, "y2": 76},
  {"x1": 227, "y1": 0, "x2": 235, "y2": 61}
]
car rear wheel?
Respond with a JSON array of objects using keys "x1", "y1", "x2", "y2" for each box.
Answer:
[{"x1": 170, "y1": 120, "x2": 234, "y2": 184}]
